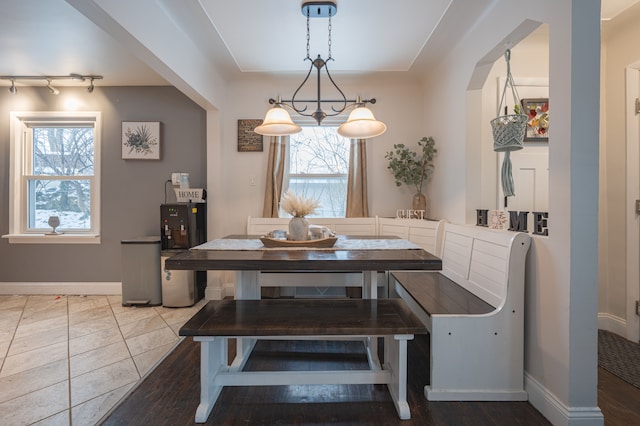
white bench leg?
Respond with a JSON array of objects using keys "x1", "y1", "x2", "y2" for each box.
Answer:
[
  {"x1": 194, "y1": 337, "x2": 228, "y2": 423},
  {"x1": 232, "y1": 271, "x2": 260, "y2": 375},
  {"x1": 385, "y1": 334, "x2": 413, "y2": 420},
  {"x1": 236, "y1": 270, "x2": 260, "y2": 300},
  {"x1": 363, "y1": 272, "x2": 381, "y2": 371}
]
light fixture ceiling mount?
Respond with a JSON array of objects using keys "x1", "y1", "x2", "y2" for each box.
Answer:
[
  {"x1": 301, "y1": 1, "x2": 336, "y2": 18},
  {"x1": 255, "y1": 0, "x2": 386, "y2": 138}
]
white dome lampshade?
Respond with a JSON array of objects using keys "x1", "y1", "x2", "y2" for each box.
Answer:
[
  {"x1": 337, "y1": 107, "x2": 387, "y2": 139},
  {"x1": 254, "y1": 106, "x2": 302, "y2": 136}
]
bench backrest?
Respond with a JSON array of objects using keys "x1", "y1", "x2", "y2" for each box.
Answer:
[
  {"x1": 247, "y1": 216, "x2": 444, "y2": 253},
  {"x1": 437, "y1": 223, "x2": 531, "y2": 308},
  {"x1": 247, "y1": 216, "x2": 378, "y2": 236},
  {"x1": 378, "y1": 217, "x2": 444, "y2": 255}
]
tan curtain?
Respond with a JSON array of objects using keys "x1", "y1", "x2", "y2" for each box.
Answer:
[
  {"x1": 261, "y1": 136, "x2": 286, "y2": 298},
  {"x1": 262, "y1": 136, "x2": 287, "y2": 218},
  {"x1": 345, "y1": 138, "x2": 369, "y2": 217},
  {"x1": 345, "y1": 138, "x2": 368, "y2": 298}
]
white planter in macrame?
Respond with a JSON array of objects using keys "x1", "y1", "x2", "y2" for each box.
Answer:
[
  {"x1": 492, "y1": 50, "x2": 527, "y2": 197},
  {"x1": 491, "y1": 114, "x2": 527, "y2": 153}
]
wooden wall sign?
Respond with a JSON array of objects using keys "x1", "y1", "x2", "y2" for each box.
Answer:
[{"x1": 237, "y1": 119, "x2": 263, "y2": 152}]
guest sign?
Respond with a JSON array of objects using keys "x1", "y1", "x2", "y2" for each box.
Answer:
[
  {"x1": 396, "y1": 209, "x2": 426, "y2": 219},
  {"x1": 476, "y1": 209, "x2": 549, "y2": 236}
]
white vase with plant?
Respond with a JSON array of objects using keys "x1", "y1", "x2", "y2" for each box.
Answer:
[
  {"x1": 385, "y1": 136, "x2": 437, "y2": 213},
  {"x1": 280, "y1": 190, "x2": 320, "y2": 240}
]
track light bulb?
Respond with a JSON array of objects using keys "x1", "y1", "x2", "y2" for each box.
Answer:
[
  {"x1": 9, "y1": 80, "x2": 17, "y2": 94},
  {"x1": 87, "y1": 78, "x2": 94, "y2": 93}
]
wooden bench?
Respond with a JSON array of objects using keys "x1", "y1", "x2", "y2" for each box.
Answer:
[
  {"x1": 179, "y1": 298, "x2": 427, "y2": 422},
  {"x1": 390, "y1": 223, "x2": 531, "y2": 401}
]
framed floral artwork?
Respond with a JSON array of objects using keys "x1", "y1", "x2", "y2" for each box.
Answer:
[
  {"x1": 521, "y1": 98, "x2": 549, "y2": 142},
  {"x1": 122, "y1": 121, "x2": 161, "y2": 159}
]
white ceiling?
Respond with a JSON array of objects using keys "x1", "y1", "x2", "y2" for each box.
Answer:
[
  {"x1": 602, "y1": 0, "x2": 640, "y2": 19},
  {"x1": 0, "y1": 0, "x2": 638, "y2": 89},
  {"x1": 198, "y1": 0, "x2": 453, "y2": 73}
]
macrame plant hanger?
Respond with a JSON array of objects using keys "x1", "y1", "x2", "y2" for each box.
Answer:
[{"x1": 491, "y1": 49, "x2": 527, "y2": 197}]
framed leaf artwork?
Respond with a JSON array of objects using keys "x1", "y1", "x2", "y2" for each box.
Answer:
[
  {"x1": 122, "y1": 121, "x2": 161, "y2": 159},
  {"x1": 521, "y1": 98, "x2": 549, "y2": 142}
]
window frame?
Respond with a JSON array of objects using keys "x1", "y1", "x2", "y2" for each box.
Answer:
[{"x1": 4, "y1": 111, "x2": 102, "y2": 244}]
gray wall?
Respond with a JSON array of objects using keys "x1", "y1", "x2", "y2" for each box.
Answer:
[{"x1": 0, "y1": 86, "x2": 206, "y2": 282}]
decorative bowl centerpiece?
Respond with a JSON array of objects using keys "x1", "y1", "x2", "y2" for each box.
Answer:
[
  {"x1": 259, "y1": 190, "x2": 338, "y2": 248},
  {"x1": 259, "y1": 235, "x2": 337, "y2": 248}
]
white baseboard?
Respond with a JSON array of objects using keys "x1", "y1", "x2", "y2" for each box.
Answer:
[
  {"x1": 525, "y1": 372, "x2": 603, "y2": 426},
  {"x1": 0, "y1": 282, "x2": 121, "y2": 295},
  {"x1": 597, "y1": 312, "x2": 626, "y2": 337}
]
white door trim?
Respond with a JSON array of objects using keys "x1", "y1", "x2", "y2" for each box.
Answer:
[{"x1": 625, "y1": 64, "x2": 640, "y2": 342}]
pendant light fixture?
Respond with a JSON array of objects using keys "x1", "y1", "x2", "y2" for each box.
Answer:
[
  {"x1": 255, "y1": 0, "x2": 386, "y2": 139},
  {"x1": 337, "y1": 97, "x2": 387, "y2": 138},
  {"x1": 254, "y1": 97, "x2": 302, "y2": 136}
]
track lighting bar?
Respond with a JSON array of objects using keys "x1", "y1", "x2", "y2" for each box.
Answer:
[{"x1": 1, "y1": 73, "x2": 103, "y2": 94}]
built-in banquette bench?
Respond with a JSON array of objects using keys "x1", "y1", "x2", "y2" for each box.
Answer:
[
  {"x1": 390, "y1": 223, "x2": 531, "y2": 401},
  {"x1": 179, "y1": 298, "x2": 427, "y2": 422},
  {"x1": 246, "y1": 216, "x2": 444, "y2": 297}
]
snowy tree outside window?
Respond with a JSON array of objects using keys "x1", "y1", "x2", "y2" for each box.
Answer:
[
  {"x1": 285, "y1": 127, "x2": 349, "y2": 218},
  {"x1": 29, "y1": 126, "x2": 95, "y2": 230}
]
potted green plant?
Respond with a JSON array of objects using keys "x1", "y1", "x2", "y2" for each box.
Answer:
[{"x1": 385, "y1": 136, "x2": 437, "y2": 212}]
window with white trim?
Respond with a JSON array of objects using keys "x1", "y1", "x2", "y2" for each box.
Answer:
[
  {"x1": 5, "y1": 111, "x2": 101, "y2": 244},
  {"x1": 285, "y1": 126, "x2": 349, "y2": 218}
]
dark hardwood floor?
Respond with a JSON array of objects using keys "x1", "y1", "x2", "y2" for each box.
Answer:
[
  {"x1": 100, "y1": 325, "x2": 640, "y2": 426},
  {"x1": 102, "y1": 334, "x2": 558, "y2": 425},
  {"x1": 598, "y1": 366, "x2": 640, "y2": 425}
]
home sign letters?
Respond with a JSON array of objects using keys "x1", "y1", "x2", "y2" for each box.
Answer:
[{"x1": 476, "y1": 209, "x2": 549, "y2": 236}]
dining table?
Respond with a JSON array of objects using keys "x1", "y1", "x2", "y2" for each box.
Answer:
[
  {"x1": 166, "y1": 234, "x2": 441, "y2": 420},
  {"x1": 166, "y1": 233, "x2": 441, "y2": 363},
  {"x1": 164, "y1": 234, "x2": 442, "y2": 299}
]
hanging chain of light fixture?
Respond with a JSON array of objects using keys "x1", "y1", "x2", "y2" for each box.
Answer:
[
  {"x1": 287, "y1": 1, "x2": 350, "y2": 125},
  {"x1": 0, "y1": 73, "x2": 103, "y2": 95},
  {"x1": 255, "y1": 1, "x2": 387, "y2": 138}
]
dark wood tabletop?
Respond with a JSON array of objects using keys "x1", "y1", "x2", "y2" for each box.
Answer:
[{"x1": 164, "y1": 235, "x2": 442, "y2": 272}]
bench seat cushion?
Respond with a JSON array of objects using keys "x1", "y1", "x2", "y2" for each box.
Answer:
[
  {"x1": 391, "y1": 271, "x2": 495, "y2": 316},
  {"x1": 180, "y1": 299, "x2": 427, "y2": 337}
]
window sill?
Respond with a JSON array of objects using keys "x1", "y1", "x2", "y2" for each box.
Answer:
[{"x1": 2, "y1": 233, "x2": 101, "y2": 244}]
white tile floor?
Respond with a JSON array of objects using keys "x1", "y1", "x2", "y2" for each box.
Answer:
[{"x1": 0, "y1": 294, "x2": 207, "y2": 426}]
